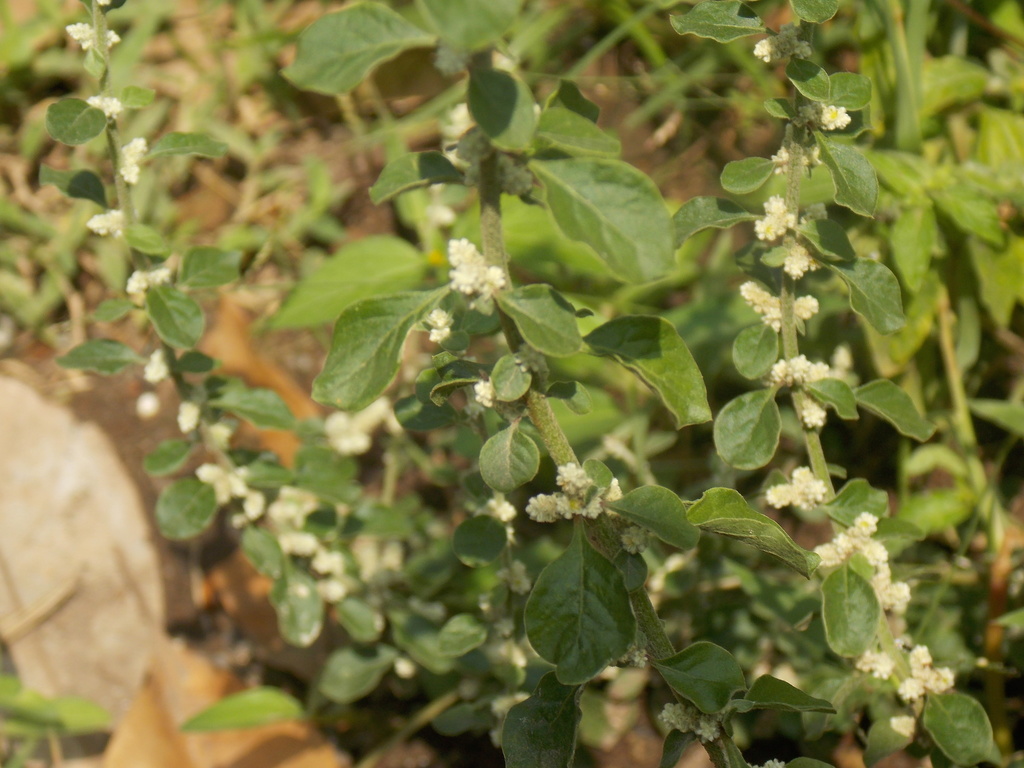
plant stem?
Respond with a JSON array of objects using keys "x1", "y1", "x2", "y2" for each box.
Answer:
[{"x1": 353, "y1": 691, "x2": 460, "y2": 768}]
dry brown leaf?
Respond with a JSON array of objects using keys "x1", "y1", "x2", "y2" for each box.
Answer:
[
  {"x1": 0, "y1": 376, "x2": 164, "y2": 721},
  {"x1": 201, "y1": 296, "x2": 322, "y2": 466},
  {"x1": 104, "y1": 640, "x2": 349, "y2": 768}
]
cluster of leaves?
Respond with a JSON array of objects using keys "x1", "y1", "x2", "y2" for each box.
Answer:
[{"x1": 30, "y1": 0, "x2": 1024, "y2": 766}]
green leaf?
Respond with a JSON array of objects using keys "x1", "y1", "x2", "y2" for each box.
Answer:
[
  {"x1": 143, "y1": 440, "x2": 192, "y2": 476},
  {"x1": 313, "y1": 289, "x2": 445, "y2": 410},
  {"x1": 828, "y1": 73, "x2": 872, "y2": 110},
  {"x1": 660, "y1": 731, "x2": 696, "y2": 768},
  {"x1": 148, "y1": 132, "x2": 228, "y2": 159},
  {"x1": 145, "y1": 286, "x2": 205, "y2": 349},
  {"x1": 863, "y1": 718, "x2": 913, "y2": 767},
  {"x1": 179, "y1": 247, "x2": 241, "y2": 289},
  {"x1": 584, "y1": 316, "x2": 710, "y2": 429},
  {"x1": 969, "y1": 398, "x2": 1024, "y2": 438},
  {"x1": 468, "y1": 68, "x2": 537, "y2": 151},
  {"x1": 805, "y1": 378, "x2": 858, "y2": 420},
  {"x1": 389, "y1": 610, "x2": 452, "y2": 674},
  {"x1": 535, "y1": 107, "x2": 621, "y2": 157},
  {"x1": 932, "y1": 187, "x2": 1004, "y2": 246},
  {"x1": 45, "y1": 99, "x2": 106, "y2": 145},
  {"x1": 713, "y1": 389, "x2": 781, "y2": 470},
  {"x1": 241, "y1": 527, "x2": 284, "y2": 579},
  {"x1": 46, "y1": 697, "x2": 111, "y2": 735},
  {"x1": 276, "y1": 237, "x2": 426, "y2": 328},
  {"x1": 452, "y1": 515, "x2": 507, "y2": 567},
  {"x1": 819, "y1": 479, "x2": 888, "y2": 527},
  {"x1": 996, "y1": 606, "x2": 1024, "y2": 628},
  {"x1": 729, "y1": 675, "x2": 835, "y2": 713},
  {"x1": 209, "y1": 382, "x2": 295, "y2": 430},
  {"x1": 270, "y1": 570, "x2": 324, "y2": 647},
  {"x1": 525, "y1": 526, "x2": 636, "y2": 685},
  {"x1": 283, "y1": 3, "x2": 434, "y2": 95},
  {"x1": 155, "y1": 478, "x2": 218, "y2": 540},
  {"x1": 369, "y1": 152, "x2": 462, "y2": 204},
  {"x1": 898, "y1": 489, "x2": 972, "y2": 534},
  {"x1": 174, "y1": 351, "x2": 216, "y2": 374},
  {"x1": 670, "y1": 1, "x2": 765, "y2": 41},
  {"x1": 491, "y1": 354, "x2": 531, "y2": 401},
  {"x1": 503, "y1": 673, "x2": 582, "y2": 768},
  {"x1": 546, "y1": 381, "x2": 592, "y2": 415},
  {"x1": 720, "y1": 157, "x2": 774, "y2": 195},
  {"x1": 790, "y1": 0, "x2": 838, "y2": 23},
  {"x1": 120, "y1": 85, "x2": 155, "y2": 108},
  {"x1": 531, "y1": 157, "x2": 674, "y2": 283},
  {"x1": 545, "y1": 80, "x2": 599, "y2": 123},
  {"x1": 922, "y1": 693, "x2": 1000, "y2": 766},
  {"x1": 56, "y1": 339, "x2": 143, "y2": 375},
  {"x1": 93, "y1": 298, "x2": 134, "y2": 322},
  {"x1": 821, "y1": 562, "x2": 880, "y2": 656},
  {"x1": 824, "y1": 258, "x2": 905, "y2": 335},
  {"x1": 496, "y1": 284, "x2": 582, "y2": 357},
  {"x1": 855, "y1": 380, "x2": 934, "y2": 441},
  {"x1": 438, "y1": 614, "x2": 488, "y2": 656},
  {"x1": 732, "y1": 323, "x2": 778, "y2": 380},
  {"x1": 337, "y1": 597, "x2": 383, "y2": 643},
  {"x1": 417, "y1": 0, "x2": 521, "y2": 51},
  {"x1": 39, "y1": 165, "x2": 106, "y2": 207},
  {"x1": 608, "y1": 486, "x2": 699, "y2": 551},
  {"x1": 798, "y1": 218, "x2": 855, "y2": 262},
  {"x1": 814, "y1": 133, "x2": 878, "y2": 216},
  {"x1": 672, "y1": 196, "x2": 756, "y2": 247},
  {"x1": 613, "y1": 550, "x2": 648, "y2": 592},
  {"x1": 786, "y1": 60, "x2": 831, "y2": 103},
  {"x1": 182, "y1": 688, "x2": 303, "y2": 731},
  {"x1": 124, "y1": 224, "x2": 170, "y2": 256},
  {"x1": 479, "y1": 421, "x2": 540, "y2": 493},
  {"x1": 319, "y1": 645, "x2": 398, "y2": 704},
  {"x1": 890, "y1": 205, "x2": 936, "y2": 292},
  {"x1": 687, "y1": 487, "x2": 821, "y2": 577},
  {"x1": 653, "y1": 642, "x2": 746, "y2": 714}
]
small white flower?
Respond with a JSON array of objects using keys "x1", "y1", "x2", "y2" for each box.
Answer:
[
  {"x1": 243, "y1": 490, "x2": 265, "y2": 521},
  {"x1": 621, "y1": 526, "x2": 649, "y2": 554},
  {"x1": 820, "y1": 104, "x2": 852, "y2": 131},
  {"x1": 447, "y1": 238, "x2": 506, "y2": 303},
  {"x1": 754, "y1": 195, "x2": 797, "y2": 242},
  {"x1": 783, "y1": 244, "x2": 817, "y2": 279},
  {"x1": 473, "y1": 379, "x2": 496, "y2": 408},
  {"x1": 267, "y1": 486, "x2": 319, "y2": 529},
  {"x1": 770, "y1": 146, "x2": 791, "y2": 174},
  {"x1": 312, "y1": 549, "x2": 346, "y2": 577},
  {"x1": 87, "y1": 209, "x2": 125, "y2": 237},
  {"x1": 317, "y1": 578, "x2": 348, "y2": 603},
  {"x1": 768, "y1": 355, "x2": 832, "y2": 388},
  {"x1": 526, "y1": 493, "x2": 563, "y2": 523},
  {"x1": 86, "y1": 95, "x2": 124, "y2": 119},
  {"x1": 196, "y1": 463, "x2": 248, "y2": 505},
  {"x1": 753, "y1": 23, "x2": 811, "y2": 64},
  {"x1": 766, "y1": 466, "x2": 828, "y2": 510},
  {"x1": 556, "y1": 462, "x2": 592, "y2": 499},
  {"x1": 66, "y1": 23, "x2": 119, "y2": 51},
  {"x1": 177, "y1": 401, "x2": 201, "y2": 433},
  {"x1": 425, "y1": 308, "x2": 453, "y2": 343},
  {"x1": 324, "y1": 398, "x2": 396, "y2": 455},
  {"x1": 498, "y1": 560, "x2": 531, "y2": 594},
  {"x1": 393, "y1": 656, "x2": 417, "y2": 679},
  {"x1": 143, "y1": 349, "x2": 168, "y2": 384},
  {"x1": 208, "y1": 422, "x2": 234, "y2": 450},
  {"x1": 120, "y1": 138, "x2": 148, "y2": 185},
  {"x1": 794, "y1": 295, "x2": 820, "y2": 321},
  {"x1": 442, "y1": 103, "x2": 473, "y2": 147},
  {"x1": 278, "y1": 530, "x2": 319, "y2": 556},
  {"x1": 136, "y1": 392, "x2": 160, "y2": 419},
  {"x1": 855, "y1": 650, "x2": 895, "y2": 679},
  {"x1": 604, "y1": 478, "x2": 623, "y2": 502},
  {"x1": 485, "y1": 497, "x2": 516, "y2": 523},
  {"x1": 799, "y1": 398, "x2": 827, "y2": 429},
  {"x1": 125, "y1": 266, "x2": 171, "y2": 302}
]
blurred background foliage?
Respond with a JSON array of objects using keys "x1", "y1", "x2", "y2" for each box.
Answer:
[{"x1": 3, "y1": 0, "x2": 1024, "y2": 763}]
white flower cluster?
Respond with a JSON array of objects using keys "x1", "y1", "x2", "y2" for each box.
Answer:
[
  {"x1": 799, "y1": 397, "x2": 828, "y2": 430},
  {"x1": 659, "y1": 702, "x2": 721, "y2": 743},
  {"x1": 136, "y1": 392, "x2": 160, "y2": 419},
  {"x1": 484, "y1": 497, "x2": 517, "y2": 523},
  {"x1": 889, "y1": 714, "x2": 916, "y2": 738},
  {"x1": 855, "y1": 649, "x2": 895, "y2": 679},
  {"x1": 798, "y1": 103, "x2": 851, "y2": 131},
  {"x1": 196, "y1": 463, "x2": 267, "y2": 529},
  {"x1": 783, "y1": 244, "x2": 819, "y2": 280},
  {"x1": 177, "y1": 400, "x2": 200, "y2": 433},
  {"x1": 447, "y1": 238, "x2": 506, "y2": 304},
  {"x1": 66, "y1": 23, "x2": 120, "y2": 51},
  {"x1": 766, "y1": 466, "x2": 828, "y2": 510},
  {"x1": 815, "y1": 512, "x2": 912, "y2": 613},
  {"x1": 126, "y1": 266, "x2": 172, "y2": 302},
  {"x1": 753, "y1": 23, "x2": 812, "y2": 64},
  {"x1": 497, "y1": 560, "x2": 531, "y2": 594},
  {"x1": 740, "y1": 281, "x2": 819, "y2": 332},
  {"x1": 525, "y1": 463, "x2": 622, "y2": 523},
  {"x1": 754, "y1": 195, "x2": 797, "y2": 241},
  {"x1": 120, "y1": 138, "x2": 147, "y2": 185},
  {"x1": 770, "y1": 145, "x2": 821, "y2": 176},
  {"x1": 897, "y1": 646, "x2": 955, "y2": 703},
  {"x1": 87, "y1": 209, "x2": 125, "y2": 237},
  {"x1": 425, "y1": 187, "x2": 456, "y2": 229},
  {"x1": 86, "y1": 95, "x2": 123, "y2": 119},
  {"x1": 143, "y1": 349, "x2": 169, "y2": 384},
  {"x1": 768, "y1": 354, "x2": 831, "y2": 388},
  {"x1": 324, "y1": 397, "x2": 398, "y2": 455},
  {"x1": 473, "y1": 379, "x2": 496, "y2": 408},
  {"x1": 751, "y1": 761, "x2": 787, "y2": 768},
  {"x1": 442, "y1": 104, "x2": 473, "y2": 148}
]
